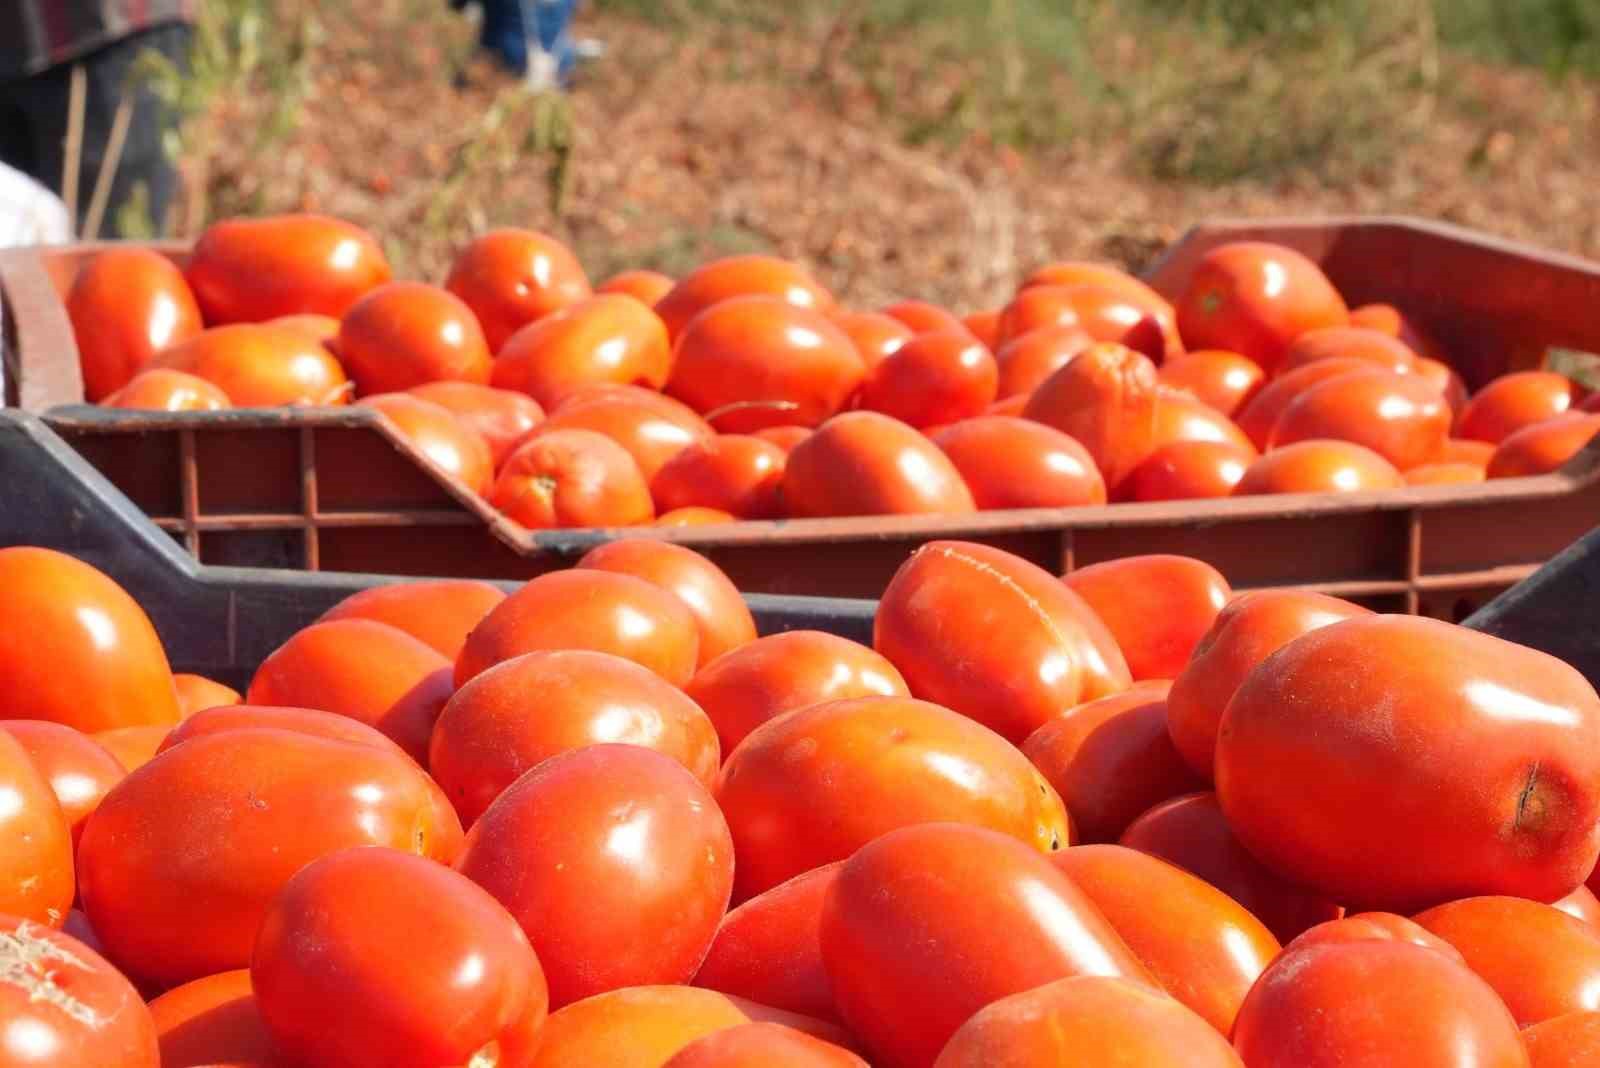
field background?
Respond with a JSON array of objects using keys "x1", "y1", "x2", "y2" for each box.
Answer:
[{"x1": 141, "y1": 0, "x2": 1600, "y2": 311}]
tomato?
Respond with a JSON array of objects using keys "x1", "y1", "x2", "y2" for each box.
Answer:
[
  {"x1": 1146, "y1": 389, "x2": 1256, "y2": 466},
  {"x1": 655, "y1": 255, "x2": 834, "y2": 341},
  {"x1": 1052, "y1": 844, "x2": 1278, "y2": 1033},
  {"x1": 0, "y1": 729, "x2": 74, "y2": 926},
  {"x1": 432, "y1": 649, "x2": 720, "y2": 824},
  {"x1": 1277, "y1": 325, "x2": 1420, "y2": 376},
  {"x1": 1416, "y1": 356, "x2": 1471, "y2": 416},
  {"x1": 1217, "y1": 616, "x2": 1600, "y2": 911},
  {"x1": 317, "y1": 579, "x2": 506, "y2": 662},
  {"x1": 1413, "y1": 896, "x2": 1600, "y2": 1025},
  {"x1": 253, "y1": 847, "x2": 547, "y2": 1068},
  {"x1": 820, "y1": 822, "x2": 1153, "y2": 1068},
  {"x1": 526, "y1": 986, "x2": 755, "y2": 1068},
  {"x1": 337, "y1": 281, "x2": 493, "y2": 396},
  {"x1": 659, "y1": 506, "x2": 738, "y2": 526},
  {"x1": 932, "y1": 975, "x2": 1242, "y2": 1068},
  {"x1": 831, "y1": 310, "x2": 914, "y2": 370},
  {"x1": 1443, "y1": 438, "x2": 1496, "y2": 465},
  {"x1": 1175, "y1": 241, "x2": 1349, "y2": 372},
  {"x1": 491, "y1": 293, "x2": 671, "y2": 410},
  {"x1": 576, "y1": 540, "x2": 756, "y2": 668},
  {"x1": 247, "y1": 618, "x2": 452, "y2": 765},
  {"x1": 1063, "y1": 555, "x2": 1229, "y2": 681},
  {"x1": 1458, "y1": 371, "x2": 1574, "y2": 444},
  {"x1": 456, "y1": 569, "x2": 700, "y2": 687},
  {"x1": 67, "y1": 248, "x2": 203, "y2": 400},
  {"x1": 1555, "y1": 884, "x2": 1600, "y2": 926},
  {"x1": 685, "y1": 630, "x2": 907, "y2": 754},
  {"x1": 1233, "y1": 355, "x2": 1376, "y2": 449},
  {"x1": 1348, "y1": 302, "x2": 1448, "y2": 362},
  {"x1": 753, "y1": 424, "x2": 811, "y2": 453},
  {"x1": 874, "y1": 541, "x2": 1129, "y2": 744},
  {"x1": 1270, "y1": 368, "x2": 1451, "y2": 469},
  {"x1": 491, "y1": 428, "x2": 655, "y2": 528},
  {"x1": 1157, "y1": 349, "x2": 1265, "y2": 417},
  {"x1": 0, "y1": 721, "x2": 125, "y2": 848},
  {"x1": 456, "y1": 745, "x2": 732, "y2": 1007},
  {"x1": 1046, "y1": 283, "x2": 1171, "y2": 361},
  {"x1": 102, "y1": 368, "x2": 230, "y2": 411},
  {"x1": 0, "y1": 548, "x2": 180, "y2": 732},
  {"x1": 269, "y1": 311, "x2": 341, "y2": 346},
  {"x1": 153, "y1": 323, "x2": 351, "y2": 406},
  {"x1": 716, "y1": 696, "x2": 1070, "y2": 900},
  {"x1": 663, "y1": 1022, "x2": 867, "y2": 1068},
  {"x1": 1019, "y1": 262, "x2": 1181, "y2": 353},
  {"x1": 537, "y1": 384, "x2": 714, "y2": 481},
  {"x1": 158, "y1": 703, "x2": 409, "y2": 759},
  {"x1": 444, "y1": 229, "x2": 592, "y2": 351},
  {"x1": 1289, "y1": 913, "x2": 1465, "y2": 961},
  {"x1": 930, "y1": 416, "x2": 1106, "y2": 510},
  {"x1": 783, "y1": 411, "x2": 975, "y2": 516},
  {"x1": 1124, "y1": 440, "x2": 1255, "y2": 500},
  {"x1": 1231, "y1": 940, "x2": 1527, "y2": 1067},
  {"x1": 667, "y1": 296, "x2": 864, "y2": 433},
  {"x1": 1234, "y1": 439, "x2": 1403, "y2": 495},
  {"x1": 360, "y1": 392, "x2": 494, "y2": 494},
  {"x1": 148, "y1": 969, "x2": 278, "y2": 1068},
  {"x1": 1120, "y1": 792, "x2": 1341, "y2": 943},
  {"x1": 1408, "y1": 460, "x2": 1487, "y2": 484},
  {"x1": 1023, "y1": 343, "x2": 1162, "y2": 490},
  {"x1": 881, "y1": 300, "x2": 972, "y2": 338},
  {"x1": 961, "y1": 309, "x2": 1001, "y2": 349},
  {"x1": 858, "y1": 331, "x2": 998, "y2": 428},
  {"x1": 599, "y1": 269, "x2": 675, "y2": 307},
  {"x1": 186, "y1": 214, "x2": 390, "y2": 324},
  {"x1": 1523, "y1": 1012, "x2": 1600, "y2": 1067},
  {"x1": 77, "y1": 727, "x2": 460, "y2": 985},
  {"x1": 0, "y1": 915, "x2": 159, "y2": 1066},
  {"x1": 408, "y1": 381, "x2": 546, "y2": 468},
  {"x1": 172, "y1": 673, "x2": 241, "y2": 717},
  {"x1": 693, "y1": 863, "x2": 843, "y2": 1024},
  {"x1": 650, "y1": 435, "x2": 787, "y2": 519},
  {"x1": 1488, "y1": 412, "x2": 1600, "y2": 478},
  {"x1": 993, "y1": 324, "x2": 1094, "y2": 399},
  {"x1": 1023, "y1": 685, "x2": 1207, "y2": 844},
  {"x1": 89, "y1": 726, "x2": 168, "y2": 772}
]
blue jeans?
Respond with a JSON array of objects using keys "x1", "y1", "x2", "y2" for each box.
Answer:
[{"x1": 479, "y1": 0, "x2": 578, "y2": 79}]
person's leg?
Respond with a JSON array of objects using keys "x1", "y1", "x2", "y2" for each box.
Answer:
[
  {"x1": 530, "y1": 0, "x2": 579, "y2": 82},
  {"x1": 477, "y1": 0, "x2": 529, "y2": 73},
  {"x1": 0, "y1": 78, "x2": 42, "y2": 186}
]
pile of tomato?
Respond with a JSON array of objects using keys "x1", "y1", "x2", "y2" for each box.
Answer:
[
  {"x1": 64, "y1": 215, "x2": 1600, "y2": 530},
  {"x1": 3, "y1": 534, "x2": 1600, "y2": 1066}
]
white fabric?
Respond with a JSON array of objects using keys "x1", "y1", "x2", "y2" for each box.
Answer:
[{"x1": 0, "y1": 161, "x2": 73, "y2": 248}]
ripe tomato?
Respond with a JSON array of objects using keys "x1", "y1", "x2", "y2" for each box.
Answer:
[
  {"x1": 1020, "y1": 262, "x2": 1181, "y2": 350},
  {"x1": 783, "y1": 411, "x2": 975, "y2": 516},
  {"x1": 1146, "y1": 389, "x2": 1256, "y2": 464},
  {"x1": 360, "y1": 392, "x2": 494, "y2": 494},
  {"x1": 337, "y1": 281, "x2": 492, "y2": 395},
  {"x1": 526, "y1": 986, "x2": 755, "y2": 1068},
  {"x1": 1555, "y1": 884, "x2": 1600, "y2": 926},
  {"x1": 172, "y1": 673, "x2": 241, "y2": 717},
  {"x1": 1157, "y1": 349, "x2": 1265, "y2": 416},
  {"x1": 663, "y1": 1022, "x2": 868, "y2": 1068},
  {"x1": 1443, "y1": 438, "x2": 1497, "y2": 465},
  {"x1": 0, "y1": 728, "x2": 74, "y2": 926},
  {"x1": 932, "y1": 975, "x2": 1242, "y2": 1068},
  {"x1": 1052, "y1": 844, "x2": 1279, "y2": 1033},
  {"x1": 880, "y1": 300, "x2": 971, "y2": 338},
  {"x1": 247, "y1": 618, "x2": 453, "y2": 765},
  {"x1": 157, "y1": 704, "x2": 410, "y2": 760},
  {"x1": 1348, "y1": 301, "x2": 1448, "y2": 362},
  {"x1": 1231, "y1": 940, "x2": 1527, "y2": 1067},
  {"x1": 752, "y1": 425, "x2": 811, "y2": 453},
  {"x1": 456, "y1": 569, "x2": 700, "y2": 687},
  {"x1": 408, "y1": 381, "x2": 546, "y2": 468},
  {"x1": 89, "y1": 726, "x2": 168, "y2": 772},
  {"x1": 1277, "y1": 325, "x2": 1420, "y2": 376},
  {"x1": 659, "y1": 506, "x2": 738, "y2": 526},
  {"x1": 655, "y1": 255, "x2": 834, "y2": 340},
  {"x1": 993, "y1": 324, "x2": 1094, "y2": 399},
  {"x1": 858, "y1": 331, "x2": 998, "y2": 428},
  {"x1": 874, "y1": 541, "x2": 1129, "y2": 744},
  {"x1": 444, "y1": 229, "x2": 592, "y2": 351},
  {"x1": 68, "y1": 248, "x2": 203, "y2": 400},
  {"x1": 1487, "y1": 412, "x2": 1600, "y2": 478},
  {"x1": 536, "y1": 384, "x2": 713, "y2": 481},
  {"x1": 491, "y1": 293, "x2": 671, "y2": 410},
  {"x1": 693, "y1": 863, "x2": 843, "y2": 1024},
  {"x1": 1417, "y1": 355, "x2": 1471, "y2": 416},
  {"x1": 930, "y1": 416, "x2": 1106, "y2": 510},
  {"x1": 820, "y1": 822, "x2": 1153, "y2": 1068},
  {"x1": 576, "y1": 540, "x2": 756, "y2": 667},
  {"x1": 667, "y1": 296, "x2": 864, "y2": 432},
  {"x1": 961, "y1": 309, "x2": 1001, "y2": 349},
  {"x1": 1217, "y1": 616, "x2": 1600, "y2": 911},
  {"x1": 457, "y1": 745, "x2": 733, "y2": 1008},
  {"x1": 317, "y1": 578, "x2": 506, "y2": 661},
  {"x1": 101, "y1": 368, "x2": 229, "y2": 411},
  {"x1": 830, "y1": 310, "x2": 914, "y2": 370},
  {"x1": 77, "y1": 727, "x2": 460, "y2": 986},
  {"x1": 0, "y1": 915, "x2": 159, "y2": 1066},
  {"x1": 1022, "y1": 685, "x2": 1206, "y2": 844},
  {"x1": 148, "y1": 969, "x2": 278, "y2": 1068},
  {"x1": 1458, "y1": 371, "x2": 1574, "y2": 444},
  {"x1": 1120, "y1": 792, "x2": 1341, "y2": 943},
  {"x1": 1523, "y1": 1012, "x2": 1600, "y2": 1067},
  {"x1": 1124, "y1": 440, "x2": 1256, "y2": 501},
  {"x1": 269, "y1": 311, "x2": 341, "y2": 347},
  {"x1": 153, "y1": 323, "x2": 351, "y2": 406},
  {"x1": 431, "y1": 650, "x2": 720, "y2": 824},
  {"x1": 0, "y1": 547, "x2": 180, "y2": 731},
  {"x1": 1407, "y1": 461, "x2": 1487, "y2": 485},
  {"x1": 650, "y1": 435, "x2": 787, "y2": 519},
  {"x1": 1414, "y1": 896, "x2": 1600, "y2": 1025},
  {"x1": 599, "y1": 268, "x2": 675, "y2": 307},
  {"x1": 491, "y1": 428, "x2": 655, "y2": 529},
  {"x1": 0, "y1": 720, "x2": 125, "y2": 847},
  {"x1": 1023, "y1": 343, "x2": 1162, "y2": 489},
  {"x1": 1289, "y1": 912, "x2": 1465, "y2": 961},
  {"x1": 253, "y1": 847, "x2": 548, "y2": 1068},
  {"x1": 1233, "y1": 439, "x2": 1403, "y2": 495},
  {"x1": 1046, "y1": 283, "x2": 1172, "y2": 361},
  {"x1": 1233, "y1": 355, "x2": 1375, "y2": 449},
  {"x1": 719, "y1": 692, "x2": 1072, "y2": 893},
  {"x1": 1270, "y1": 368, "x2": 1451, "y2": 469},
  {"x1": 1175, "y1": 241, "x2": 1349, "y2": 372},
  {"x1": 186, "y1": 213, "x2": 390, "y2": 323},
  {"x1": 1063, "y1": 555, "x2": 1229, "y2": 681}
]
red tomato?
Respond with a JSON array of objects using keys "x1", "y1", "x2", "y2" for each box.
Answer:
[
  {"x1": 1488, "y1": 412, "x2": 1600, "y2": 478},
  {"x1": 1523, "y1": 1012, "x2": 1600, "y2": 1067},
  {"x1": 1289, "y1": 912, "x2": 1465, "y2": 961},
  {"x1": 172, "y1": 672, "x2": 241, "y2": 717},
  {"x1": 858, "y1": 331, "x2": 998, "y2": 428},
  {"x1": 663, "y1": 1022, "x2": 867, "y2": 1068},
  {"x1": 717, "y1": 696, "x2": 1070, "y2": 900},
  {"x1": 1063, "y1": 555, "x2": 1230, "y2": 681},
  {"x1": 1458, "y1": 372, "x2": 1575, "y2": 444},
  {"x1": 337, "y1": 281, "x2": 492, "y2": 395},
  {"x1": 752, "y1": 424, "x2": 811, "y2": 453},
  {"x1": 933, "y1": 975, "x2": 1242, "y2": 1068},
  {"x1": 317, "y1": 579, "x2": 506, "y2": 662},
  {"x1": 444, "y1": 229, "x2": 592, "y2": 351},
  {"x1": 650, "y1": 435, "x2": 787, "y2": 519},
  {"x1": 1146, "y1": 389, "x2": 1257, "y2": 469},
  {"x1": 68, "y1": 248, "x2": 203, "y2": 400},
  {"x1": 820, "y1": 822, "x2": 1153, "y2": 1068},
  {"x1": 0, "y1": 547, "x2": 180, "y2": 731},
  {"x1": 1019, "y1": 261, "x2": 1182, "y2": 354},
  {"x1": 874, "y1": 541, "x2": 1130, "y2": 744},
  {"x1": 157, "y1": 703, "x2": 410, "y2": 760},
  {"x1": 1555, "y1": 884, "x2": 1600, "y2": 927},
  {"x1": 1270, "y1": 369, "x2": 1451, "y2": 470},
  {"x1": 457, "y1": 568, "x2": 700, "y2": 687},
  {"x1": 526, "y1": 986, "x2": 756, "y2": 1068},
  {"x1": 1022, "y1": 685, "x2": 1206, "y2": 844},
  {"x1": 1157, "y1": 349, "x2": 1265, "y2": 416},
  {"x1": 1348, "y1": 302, "x2": 1449, "y2": 363},
  {"x1": 996, "y1": 285, "x2": 1083, "y2": 346},
  {"x1": 655, "y1": 255, "x2": 834, "y2": 341},
  {"x1": 1277, "y1": 325, "x2": 1420, "y2": 376},
  {"x1": 77, "y1": 727, "x2": 460, "y2": 986},
  {"x1": 1175, "y1": 241, "x2": 1349, "y2": 372},
  {"x1": 599, "y1": 268, "x2": 675, "y2": 307},
  {"x1": 491, "y1": 428, "x2": 656, "y2": 528},
  {"x1": 930, "y1": 416, "x2": 1106, "y2": 510},
  {"x1": 1120, "y1": 792, "x2": 1341, "y2": 943},
  {"x1": 1124, "y1": 440, "x2": 1256, "y2": 501},
  {"x1": 1233, "y1": 355, "x2": 1376, "y2": 449},
  {"x1": 253, "y1": 847, "x2": 548, "y2": 1068},
  {"x1": 89, "y1": 726, "x2": 168, "y2": 773},
  {"x1": 0, "y1": 720, "x2": 125, "y2": 848},
  {"x1": 881, "y1": 300, "x2": 972, "y2": 338},
  {"x1": 186, "y1": 214, "x2": 390, "y2": 323},
  {"x1": 360, "y1": 392, "x2": 494, "y2": 494},
  {"x1": 1234, "y1": 439, "x2": 1404, "y2": 495},
  {"x1": 152, "y1": 323, "x2": 351, "y2": 406},
  {"x1": 1048, "y1": 283, "x2": 1171, "y2": 361},
  {"x1": 408, "y1": 381, "x2": 546, "y2": 468},
  {"x1": 1444, "y1": 437, "x2": 1497, "y2": 465},
  {"x1": 101, "y1": 368, "x2": 229, "y2": 411},
  {"x1": 0, "y1": 915, "x2": 159, "y2": 1066},
  {"x1": 535, "y1": 384, "x2": 713, "y2": 481},
  {"x1": 1023, "y1": 343, "x2": 1163, "y2": 489},
  {"x1": 491, "y1": 293, "x2": 672, "y2": 409},
  {"x1": 659, "y1": 506, "x2": 738, "y2": 527},
  {"x1": 1231, "y1": 940, "x2": 1527, "y2": 1067},
  {"x1": 269, "y1": 311, "x2": 341, "y2": 346},
  {"x1": 457, "y1": 745, "x2": 733, "y2": 1008},
  {"x1": 782, "y1": 411, "x2": 976, "y2": 516},
  {"x1": 1407, "y1": 461, "x2": 1487, "y2": 485},
  {"x1": 148, "y1": 969, "x2": 278, "y2": 1068},
  {"x1": 961, "y1": 309, "x2": 1001, "y2": 349},
  {"x1": 831, "y1": 310, "x2": 914, "y2": 370},
  {"x1": 576, "y1": 539, "x2": 757, "y2": 668},
  {"x1": 1416, "y1": 355, "x2": 1472, "y2": 416},
  {"x1": 1218, "y1": 616, "x2": 1600, "y2": 911},
  {"x1": 0, "y1": 728, "x2": 74, "y2": 926},
  {"x1": 993, "y1": 324, "x2": 1094, "y2": 399},
  {"x1": 432, "y1": 649, "x2": 720, "y2": 824}
]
